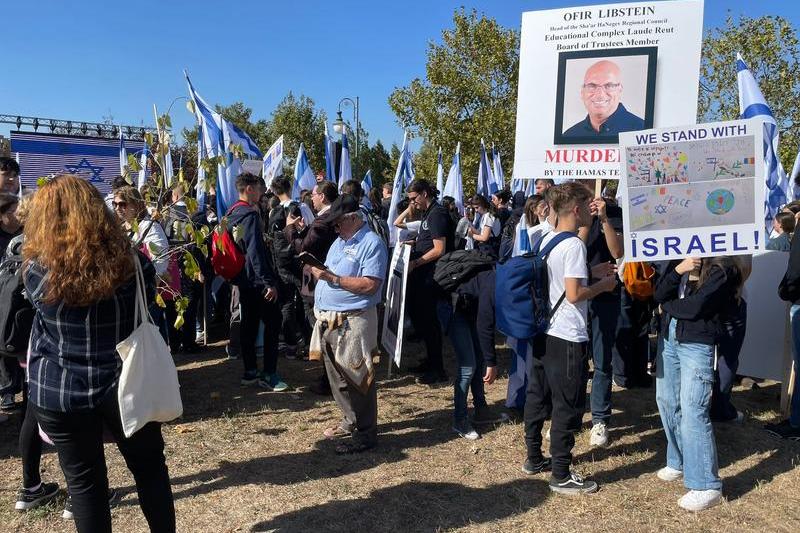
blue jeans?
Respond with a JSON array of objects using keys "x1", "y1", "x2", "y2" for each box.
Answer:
[
  {"x1": 656, "y1": 319, "x2": 721, "y2": 491},
  {"x1": 590, "y1": 296, "x2": 620, "y2": 424},
  {"x1": 437, "y1": 301, "x2": 486, "y2": 423},
  {"x1": 790, "y1": 305, "x2": 800, "y2": 427}
]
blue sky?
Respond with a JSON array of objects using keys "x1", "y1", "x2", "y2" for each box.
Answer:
[{"x1": 1, "y1": 0, "x2": 797, "y2": 149}]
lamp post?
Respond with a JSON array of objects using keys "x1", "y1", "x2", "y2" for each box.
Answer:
[{"x1": 332, "y1": 96, "x2": 359, "y2": 178}]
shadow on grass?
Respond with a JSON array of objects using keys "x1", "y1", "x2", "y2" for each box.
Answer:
[{"x1": 249, "y1": 478, "x2": 549, "y2": 532}]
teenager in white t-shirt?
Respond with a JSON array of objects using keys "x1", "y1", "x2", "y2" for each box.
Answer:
[
  {"x1": 522, "y1": 182, "x2": 617, "y2": 496},
  {"x1": 467, "y1": 195, "x2": 502, "y2": 257}
]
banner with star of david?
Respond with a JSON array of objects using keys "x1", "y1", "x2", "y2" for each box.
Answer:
[{"x1": 10, "y1": 131, "x2": 145, "y2": 194}]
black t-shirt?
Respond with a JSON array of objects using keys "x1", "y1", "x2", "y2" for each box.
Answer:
[
  {"x1": 586, "y1": 204, "x2": 623, "y2": 266},
  {"x1": 413, "y1": 202, "x2": 454, "y2": 260},
  {"x1": 586, "y1": 203, "x2": 623, "y2": 299}
]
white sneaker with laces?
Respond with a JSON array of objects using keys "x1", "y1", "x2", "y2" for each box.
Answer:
[
  {"x1": 678, "y1": 489, "x2": 722, "y2": 511},
  {"x1": 657, "y1": 466, "x2": 683, "y2": 482},
  {"x1": 589, "y1": 422, "x2": 609, "y2": 447}
]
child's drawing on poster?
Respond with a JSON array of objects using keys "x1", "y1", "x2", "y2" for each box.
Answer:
[
  {"x1": 627, "y1": 136, "x2": 756, "y2": 188},
  {"x1": 629, "y1": 178, "x2": 755, "y2": 232}
]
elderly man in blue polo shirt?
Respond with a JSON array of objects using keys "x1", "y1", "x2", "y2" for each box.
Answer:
[{"x1": 308, "y1": 194, "x2": 388, "y2": 454}]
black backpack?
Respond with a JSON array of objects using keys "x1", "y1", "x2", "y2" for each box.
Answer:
[
  {"x1": 361, "y1": 206, "x2": 390, "y2": 250},
  {"x1": 433, "y1": 250, "x2": 495, "y2": 293},
  {"x1": 0, "y1": 237, "x2": 34, "y2": 358}
]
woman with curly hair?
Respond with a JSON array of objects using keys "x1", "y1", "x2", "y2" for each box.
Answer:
[{"x1": 24, "y1": 175, "x2": 175, "y2": 533}]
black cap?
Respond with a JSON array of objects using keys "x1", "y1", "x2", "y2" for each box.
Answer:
[{"x1": 328, "y1": 193, "x2": 360, "y2": 221}]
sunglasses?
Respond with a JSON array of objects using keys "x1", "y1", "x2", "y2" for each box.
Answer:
[{"x1": 112, "y1": 201, "x2": 128, "y2": 209}]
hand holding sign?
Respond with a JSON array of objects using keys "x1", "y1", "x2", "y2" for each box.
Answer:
[{"x1": 675, "y1": 257, "x2": 702, "y2": 275}]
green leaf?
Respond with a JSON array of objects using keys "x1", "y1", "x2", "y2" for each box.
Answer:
[
  {"x1": 127, "y1": 154, "x2": 141, "y2": 173},
  {"x1": 155, "y1": 293, "x2": 166, "y2": 308},
  {"x1": 173, "y1": 315, "x2": 185, "y2": 330},
  {"x1": 37, "y1": 177, "x2": 49, "y2": 187},
  {"x1": 185, "y1": 197, "x2": 198, "y2": 214},
  {"x1": 144, "y1": 131, "x2": 154, "y2": 147}
]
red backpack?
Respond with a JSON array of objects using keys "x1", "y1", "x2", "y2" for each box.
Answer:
[{"x1": 211, "y1": 201, "x2": 249, "y2": 281}]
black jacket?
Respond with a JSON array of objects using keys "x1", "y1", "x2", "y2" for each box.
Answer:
[
  {"x1": 654, "y1": 261, "x2": 739, "y2": 345},
  {"x1": 454, "y1": 269, "x2": 497, "y2": 367},
  {"x1": 779, "y1": 234, "x2": 800, "y2": 304},
  {"x1": 227, "y1": 202, "x2": 277, "y2": 291}
]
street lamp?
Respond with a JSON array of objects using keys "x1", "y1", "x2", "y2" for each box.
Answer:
[{"x1": 332, "y1": 96, "x2": 360, "y2": 178}]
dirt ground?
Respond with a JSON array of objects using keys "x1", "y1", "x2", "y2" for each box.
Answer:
[{"x1": 1, "y1": 340, "x2": 799, "y2": 533}]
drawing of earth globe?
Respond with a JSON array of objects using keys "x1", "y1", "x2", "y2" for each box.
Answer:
[{"x1": 706, "y1": 189, "x2": 735, "y2": 215}]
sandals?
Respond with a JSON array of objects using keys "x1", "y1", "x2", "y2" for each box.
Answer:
[
  {"x1": 323, "y1": 425, "x2": 351, "y2": 439},
  {"x1": 334, "y1": 441, "x2": 375, "y2": 455}
]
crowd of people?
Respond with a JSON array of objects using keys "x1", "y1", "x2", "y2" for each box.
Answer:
[{"x1": 0, "y1": 152, "x2": 798, "y2": 531}]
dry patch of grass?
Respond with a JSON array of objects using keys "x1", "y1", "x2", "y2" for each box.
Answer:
[{"x1": 1, "y1": 340, "x2": 799, "y2": 532}]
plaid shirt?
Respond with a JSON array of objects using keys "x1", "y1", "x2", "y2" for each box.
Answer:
[{"x1": 25, "y1": 254, "x2": 155, "y2": 412}]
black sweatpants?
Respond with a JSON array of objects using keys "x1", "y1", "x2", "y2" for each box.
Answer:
[
  {"x1": 524, "y1": 334, "x2": 589, "y2": 480},
  {"x1": 239, "y1": 287, "x2": 281, "y2": 376},
  {"x1": 406, "y1": 267, "x2": 444, "y2": 374},
  {"x1": 19, "y1": 381, "x2": 43, "y2": 488}
]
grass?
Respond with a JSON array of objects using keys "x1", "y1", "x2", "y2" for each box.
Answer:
[{"x1": 1, "y1": 339, "x2": 799, "y2": 532}]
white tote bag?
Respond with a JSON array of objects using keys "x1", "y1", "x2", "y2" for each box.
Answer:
[{"x1": 117, "y1": 255, "x2": 183, "y2": 438}]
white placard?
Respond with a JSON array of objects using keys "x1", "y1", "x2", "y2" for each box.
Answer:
[
  {"x1": 241, "y1": 159, "x2": 262, "y2": 176},
  {"x1": 262, "y1": 135, "x2": 284, "y2": 188},
  {"x1": 382, "y1": 244, "x2": 411, "y2": 369},
  {"x1": 618, "y1": 119, "x2": 765, "y2": 261},
  {"x1": 513, "y1": 0, "x2": 704, "y2": 180}
]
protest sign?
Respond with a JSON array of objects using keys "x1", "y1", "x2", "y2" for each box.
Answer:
[
  {"x1": 618, "y1": 118, "x2": 765, "y2": 261},
  {"x1": 513, "y1": 0, "x2": 703, "y2": 180},
  {"x1": 382, "y1": 244, "x2": 411, "y2": 372},
  {"x1": 262, "y1": 135, "x2": 284, "y2": 189},
  {"x1": 241, "y1": 159, "x2": 262, "y2": 176}
]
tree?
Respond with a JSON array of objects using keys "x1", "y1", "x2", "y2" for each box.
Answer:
[
  {"x1": 266, "y1": 93, "x2": 327, "y2": 174},
  {"x1": 700, "y1": 15, "x2": 800, "y2": 172},
  {"x1": 389, "y1": 8, "x2": 519, "y2": 194},
  {"x1": 215, "y1": 102, "x2": 271, "y2": 150},
  {"x1": 366, "y1": 140, "x2": 392, "y2": 187}
]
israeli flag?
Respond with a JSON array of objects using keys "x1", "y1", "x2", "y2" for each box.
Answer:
[
  {"x1": 361, "y1": 169, "x2": 373, "y2": 209},
  {"x1": 118, "y1": 129, "x2": 127, "y2": 176},
  {"x1": 737, "y1": 53, "x2": 795, "y2": 229},
  {"x1": 263, "y1": 136, "x2": 284, "y2": 190},
  {"x1": 164, "y1": 145, "x2": 174, "y2": 188},
  {"x1": 184, "y1": 72, "x2": 224, "y2": 159},
  {"x1": 477, "y1": 138, "x2": 496, "y2": 198},
  {"x1": 137, "y1": 141, "x2": 148, "y2": 191},
  {"x1": 338, "y1": 126, "x2": 352, "y2": 191},
  {"x1": 217, "y1": 117, "x2": 263, "y2": 215},
  {"x1": 443, "y1": 142, "x2": 464, "y2": 216},
  {"x1": 324, "y1": 123, "x2": 336, "y2": 183},
  {"x1": 387, "y1": 132, "x2": 416, "y2": 246},
  {"x1": 790, "y1": 150, "x2": 800, "y2": 194},
  {"x1": 293, "y1": 142, "x2": 316, "y2": 201},
  {"x1": 492, "y1": 143, "x2": 505, "y2": 191},
  {"x1": 435, "y1": 147, "x2": 444, "y2": 194}
]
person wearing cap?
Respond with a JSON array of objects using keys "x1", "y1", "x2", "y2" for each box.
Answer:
[{"x1": 308, "y1": 194, "x2": 388, "y2": 454}]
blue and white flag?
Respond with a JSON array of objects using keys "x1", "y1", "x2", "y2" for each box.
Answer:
[
  {"x1": 790, "y1": 149, "x2": 800, "y2": 195},
  {"x1": 737, "y1": 53, "x2": 794, "y2": 229},
  {"x1": 435, "y1": 147, "x2": 444, "y2": 194},
  {"x1": 217, "y1": 118, "x2": 262, "y2": 215},
  {"x1": 338, "y1": 126, "x2": 352, "y2": 191},
  {"x1": 361, "y1": 169, "x2": 373, "y2": 209},
  {"x1": 477, "y1": 138, "x2": 496, "y2": 198},
  {"x1": 443, "y1": 142, "x2": 464, "y2": 216},
  {"x1": 184, "y1": 72, "x2": 224, "y2": 160},
  {"x1": 196, "y1": 128, "x2": 207, "y2": 213},
  {"x1": 324, "y1": 123, "x2": 336, "y2": 183},
  {"x1": 262, "y1": 135, "x2": 284, "y2": 189},
  {"x1": 492, "y1": 143, "x2": 504, "y2": 191},
  {"x1": 387, "y1": 132, "x2": 416, "y2": 246},
  {"x1": 293, "y1": 142, "x2": 316, "y2": 201},
  {"x1": 137, "y1": 141, "x2": 149, "y2": 191},
  {"x1": 163, "y1": 145, "x2": 174, "y2": 188},
  {"x1": 118, "y1": 129, "x2": 127, "y2": 176}
]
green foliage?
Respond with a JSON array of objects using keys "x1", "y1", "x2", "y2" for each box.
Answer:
[
  {"x1": 700, "y1": 14, "x2": 800, "y2": 172},
  {"x1": 389, "y1": 8, "x2": 519, "y2": 195},
  {"x1": 365, "y1": 140, "x2": 392, "y2": 187},
  {"x1": 266, "y1": 93, "x2": 328, "y2": 174}
]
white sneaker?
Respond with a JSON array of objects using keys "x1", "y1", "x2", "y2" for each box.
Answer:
[
  {"x1": 678, "y1": 489, "x2": 722, "y2": 511},
  {"x1": 453, "y1": 421, "x2": 480, "y2": 441},
  {"x1": 657, "y1": 466, "x2": 683, "y2": 482},
  {"x1": 589, "y1": 422, "x2": 609, "y2": 447}
]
